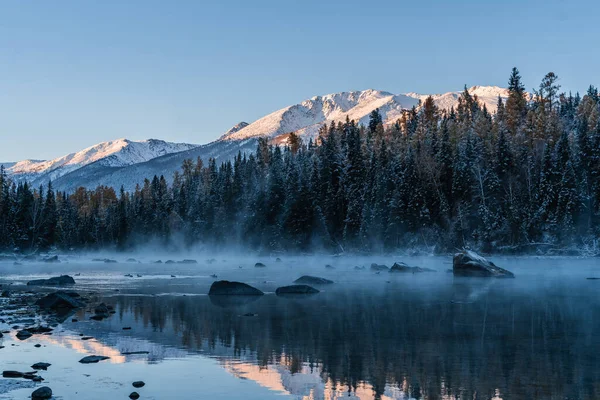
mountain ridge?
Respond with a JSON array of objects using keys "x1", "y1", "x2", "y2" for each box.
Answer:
[{"x1": 5, "y1": 85, "x2": 513, "y2": 192}]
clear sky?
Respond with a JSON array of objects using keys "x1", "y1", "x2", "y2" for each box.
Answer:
[{"x1": 1, "y1": 0, "x2": 598, "y2": 161}]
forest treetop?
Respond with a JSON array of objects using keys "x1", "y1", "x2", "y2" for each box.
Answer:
[{"x1": 0, "y1": 69, "x2": 598, "y2": 255}]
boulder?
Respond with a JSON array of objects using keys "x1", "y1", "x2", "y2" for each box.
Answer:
[
  {"x1": 3, "y1": 370, "x2": 24, "y2": 378},
  {"x1": 293, "y1": 276, "x2": 334, "y2": 285},
  {"x1": 31, "y1": 386, "x2": 52, "y2": 400},
  {"x1": 16, "y1": 330, "x2": 33, "y2": 340},
  {"x1": 208, "y1": 281, "x2": 264, "y2": 296},
  {"x1": 389, "y1": 262, "x2": 436, "y2": 273},
  {"x1": 31, "y1": 363, "x2": 51, "y2": 370},
  {"x1": 129, "y1": 392, "x2": 140, "y2": 399},
  {"x1": 275, "y1": 285, "x2": 320, "y2": 295},
  {"x1": 132, "y1": 381, "x2": 145, "y2": 388},
  {"x1": 79, "y1": 355, "x2": 110, "y2": 364},
  {"x1": 35, "y1": 292, "x2": 84, "y2": 311},
  {"x1": 254, "y1": 262, "x2": 266, "y2": 268},
  {"x1": 27, "y1": 275, "x2": 75, "y2": 286},
  {"x1": 370, "y1": 263, "x2": 389, "y2": 271},
  {"x1": 452, "y1": 250, "x2": 515, "y2": 278},
  {"x1": 94, "y1": 303, "x2": 109, "y2": 315}
]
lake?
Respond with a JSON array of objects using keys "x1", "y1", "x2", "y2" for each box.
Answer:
[{"x1": 0, "y1": 255, "x2": 599, "y2": 399}]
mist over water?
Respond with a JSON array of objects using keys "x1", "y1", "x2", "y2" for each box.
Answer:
[{"x1": 1, "y1": 255, "x2": 599, "y2": 399}]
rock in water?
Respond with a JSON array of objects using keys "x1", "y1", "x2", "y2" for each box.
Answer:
[
  {"x1": 254, "y1": 262, "x2": 266, "y2": 268},
  {"x1": 36, "y1": 292, "x2": 84, "y2": 311},
  {"x1": 79, "y1": 355, "x2": 110, "y2": 364},
  {"x1": 370, "y1": 263, "x2": 389, "y2": 271},
  {"x1": 178, "y1": 259, "x2": 198, "y2": 264},
  {"x1": 31, "y1": 387, "x2": 52, "y2": 399},
  {"x1": 3, "y1": 371, "x2": 24, "y2": 378},
  {"x1": 389, "y1": 262, "x2": 436, "y2": 273},
  {"x1": 453, "y1": 250, "x2": 515, "y2": 278},
  {"x1": 31, "y1": 363, "x2": 51, "y2": 370},
  {"x1": 27, "y1": 275, "x2": 75, "y2": 286},
  {"x1": 129, "y1": 392, "x2": 140, "y2": 399},
  {"x1": 294, "y1": 276, "x2": 334, "y2": 285},
  {"x1": 132, "y1": 381, "x2": 145, "y2": 388},
  {"x1": 275, "y1": 285, "x2": 319, "y2": 295},
  {"x1": 16, "y1": 330, "x2": 33, "y2": 340},
  {"x1": 208, "y1": 281, "x2": 264, "y2": 296}
]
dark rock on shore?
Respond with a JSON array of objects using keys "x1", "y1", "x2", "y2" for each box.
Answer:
[
  {"x1": 129, "y1": 392, "x2": 140, "y2": 399},
  {"x1": 32, "y1": 386, "x2": 52, "y2": 399},
  {"x1": 27, "y1": 275, "x2": 75, "y2": 286},
  {"x1": 254, "y1": 262, "x2": 266, "y2": 268},
  {"x1": 453, "y1": 250, "x2": 515, "y2": 278},
  {"x1": 389, "y1": 262, "x2": 436, "y2": 273},
  {"x1": 208, "y1": 281, "x2": 264, "y2": 296},
  {"x1": 276, "y1": 285, "x2": 319, "y2": 295},
  {"x1": 132, "y1": 381, "x2": 145, "y2": 388},
  {"x1": 79, "y1": 355, "x2": 110, "y2": 364},
  {"x1": 294, "y1": 276, "x2": 334, "y2": 285}
]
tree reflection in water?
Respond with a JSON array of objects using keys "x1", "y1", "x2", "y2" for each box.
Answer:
[{"x1": 106, "y1": 278, "x2": 600, "y2": 400}]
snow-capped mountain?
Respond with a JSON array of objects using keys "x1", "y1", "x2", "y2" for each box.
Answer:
[
  {"x1": 5, "y1": 85, "x2": 513, "y2": 192},
  {"x1": 6, "y1": 139, "x2": 197, "y2": 188},
  {"x1": 221, "y1": 86, "x2": 510, "y2": 143}
]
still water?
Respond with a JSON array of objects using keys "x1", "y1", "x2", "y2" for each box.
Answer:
[{"x1": 1, "y1": 256, "x2": 599, "y2": 399}]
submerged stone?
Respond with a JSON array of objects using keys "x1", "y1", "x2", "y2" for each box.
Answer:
[
  {"x1": 389, "y1": 262, "x2": 436, "y2": 273},
  {"x1": 294, "y1": 276, "x2": 334, "y2": 285},
  {"x1": 79, "y1": 355, "x2": 110, "y2": 364}
]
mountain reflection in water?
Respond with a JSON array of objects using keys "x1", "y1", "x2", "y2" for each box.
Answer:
[{"x1": 65, "y1": 272, "x2": 600, "y2": 400}]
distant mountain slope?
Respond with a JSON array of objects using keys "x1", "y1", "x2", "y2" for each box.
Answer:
[
  {"x1": 6, "y1": 139, "x2": 197, "y2": 188},
  {"x1": 52, "y1": 138, "x2": 258, "y2": 192}
]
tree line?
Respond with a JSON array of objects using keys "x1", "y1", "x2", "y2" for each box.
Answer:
[{"x1": 0, "y1": 68, "x2": 599, "y2": 254}]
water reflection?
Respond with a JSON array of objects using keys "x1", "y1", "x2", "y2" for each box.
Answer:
[{"x1": 63, "y1": 275, "x2": 600, "y2": 400}]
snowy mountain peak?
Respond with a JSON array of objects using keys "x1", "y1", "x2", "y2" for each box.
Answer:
[
  {"x1": 6, "y1": 138, "x2": 198, "y2": 187},
  {"x1": 221, "y1": 122, "x2": 250, "y2": 138},
  {"x1": 220, "y1": 86, "x2": 510, "y2": 143}
]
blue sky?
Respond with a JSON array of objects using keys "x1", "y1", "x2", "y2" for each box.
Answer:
[{"x1": 1, "y1": 0, "x2": 598, "y2": 161}]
